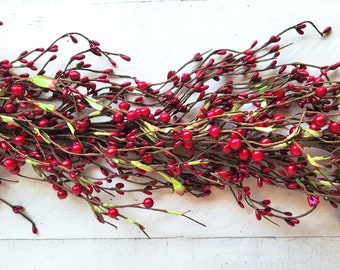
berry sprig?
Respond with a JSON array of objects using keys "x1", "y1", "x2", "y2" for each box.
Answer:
[{"x1": 0, "y1": 21, "x2": 339, "y2": 236}]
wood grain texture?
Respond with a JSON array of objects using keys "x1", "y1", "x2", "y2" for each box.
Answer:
[{"x1": 0, "y1": 0, "x2": 339, "y2": 269}]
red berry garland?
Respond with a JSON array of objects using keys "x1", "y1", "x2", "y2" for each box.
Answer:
[{"x1": 0, "y1": 21, "x2": 339, "y2": 237}]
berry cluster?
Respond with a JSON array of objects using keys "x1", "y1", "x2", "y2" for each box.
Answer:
[{"x1": 0, "y1": 21, "x2": 339, "y2": 236}]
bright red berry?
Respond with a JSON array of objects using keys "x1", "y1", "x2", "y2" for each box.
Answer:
[
  {"x1": 118, "y1": 101, "x2": 130, "y2": 110},
  {"x1": 71, "y1": 142, "x2": 83, "y2": 154},
  {"x1": 142, "y1": 197, "x2": 154, "y2": 209},
  {"x1": 259, "y1": 137, "x2": 272, "y2": 147},
  {"x1": 285, "y1": 164, "x2": 297, "y2": 177},
  {"x1": 137, "y1": 81, "x2": 148, "y2": 91},
  {"x1": 313, "y1": 113, "x2": 327, "y2": 127},
  {"x1": 13, "y1": 135, "x2": 26, "y2": 146},
  {"x1": 2, "y1": 158, "x2": 18, "y2": 170},
  {"x1": 251, "y1": 150, "x2": 264, "y2": 161},
  {"x1": 69, "y1": 70, "x2": 81, "y2": 81},
  {"x1": 315, "y1": 86, "x2": 327, "y2": 98},
  {"x1": 159, "y1": 112, "x2": 170, "y2": 123},
  {"x1": 107, "y1": 207, "x2": 119, "y2": 218},
  {"x1": 126, "y1": 110, "x2": 139, "y2": 122},
  {"x1": 181, "y1": 130, "x2": 193, "y2": 141},
  {"x1": 209, "y1": 126, "x2": 221, "y2": 138},
  {"x1": 289, "y1": 143, "x2": 303, "y2": 156},
  {"x1": 328, "y1": 121, "x2": 340, "y2": 133},
  {"x1": 238, "y1": 148, "x2": 251, "y2": 161},
  {"x1": 11, "y1": 84, "x2": 25, "y2": 98},
  {"x1": 229, "y1": 138, "x2": 242, "y2": 150},
  {"x1": 71, "y1": 184, "x2": 82, "y2": 195},
  {"x1": 105, "y1": 145, "x2": 117, "y2": 158}
]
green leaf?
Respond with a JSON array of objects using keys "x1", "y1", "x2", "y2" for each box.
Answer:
[
  {"x1": 166, "y1": 210, "x2": 184, "y2": 216},
  {"x1": 302, "y1": 126, "x2": 322, "y2": 138},
  {"x1": 307, "y1": 154, "x2": 324, "y2": 168},
  {"x1": 32, "y1": 164, "x2": 42, "y2": 177},
  {"x1": 93, "y1": 131, "x2": 111, "y2": 136},
  {"x1": 0, "y1": 115, "x2": 19, "y2": 126},
  {"x1": 66, "y1": 121, "x2": 75, "y2": 135},
  {"x1": 230, "y1": 102, "x2": 243, "y2": 112},
  {"x1": 79, "y1": 176, "x2": 94, "y2": 185},
  {"x1": 319, "y1": 180, "x2": 333, "y2": 187},
  {"x1": 29, "y1": 75, "x2": 56, "y2": 89},
  {"x1": 34, "y1": 101, "x2": 56, "y2": 112},
  {"x1": 131, "y1": 160, "x2": 155, "y2": 173},
  {"x1": 187, "y1": 159, "x2": 209, "y2": 166},
  {"x1": 254, "y1": 126, "x2": 275, "y2": 133},
  {"x1": 157, "y1": 171, "x2": 185, "y2": 195},
  {"x1": 85, "y1": 96, "x2": 104, "y2": 111},
  {"x1": 88, "y1": 110, "x2": 102, "y2": 117}
]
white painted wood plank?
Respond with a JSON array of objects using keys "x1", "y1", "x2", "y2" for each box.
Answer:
[{"x1": 0, "y1": 237, "x2": 339, "y2": 270}]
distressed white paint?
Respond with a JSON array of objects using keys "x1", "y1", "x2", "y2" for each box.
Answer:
[{"x1": 0, "y1": 0, "x2": 339, "y2": 269}]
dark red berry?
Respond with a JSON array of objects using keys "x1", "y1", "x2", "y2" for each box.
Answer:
[
  {"x1": 69, "y1": 70, "x2": 81, "y2": 81},
  {"x1": 126, "y1": 110, "x2": 139, "y2": 122},
  {"x1": 238, "y1": 148, "x2": 250, "y2": 161},
  {"x1": 57, "y1": 189, "x2": 68, "y2": 199}
]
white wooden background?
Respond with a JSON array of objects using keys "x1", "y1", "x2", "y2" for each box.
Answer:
[{"x1": 0, "y1": 0, "x2": 339, "y2": 269}]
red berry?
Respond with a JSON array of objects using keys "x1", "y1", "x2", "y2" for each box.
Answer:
[
  {"x1": 13, "y1": 135, "x2": 26, "y2": 146},
  {"x1": 71, "y1": 143, "x2": 83, "y2": 154},
  {"x1": 107, "y1": 207, "x2": 119, "y2": 218},
  {"x1": 113, "y1": 111, "x2": 124, "y2": 123},
  {"x1": 238, "y1": 148, "x2": 250, "y2": 161},
  {"x1": 140, "y1": 107, "x2": 150, "y2": 117},
  {"x1": 313, "y1": 113, "x2": 327, "y2": 127},
  {"x1": 285, "y1": 164, "x2": 297, "y2": 176},
  {"x1": 118, "y1": 101, "x2": 130, "y2": 110},
  {"x1": 11, "y1": 84, "x2": 25, "y2": 98},
  {"x1": 209, "y1": 126, "x2": 221, "y2": 138},
  {"x1": 273, "y1": 113, "x2": 285, "y2": 124},
  {"x1": 137, "y1": 81, "x2": 148, "y2": 91},
  {"x1": 181, "y1": 130, "x2": 193, "y2": 141},
  {"x1": 9, "y1": 166, "x2": 20, "y2": 175},
  {"x1": 315, "y1": 86, "x2": 327, "y2": 98},
  {"x1": 71, "y1": 184, "x2": 82, "y2": 195},
  {"x1": 126, "y1": 110, "x2": 139, "y2": 122},
  {"x1": 141, "y1": 153, "x2": 154, "y2": 164},
  {"x1": 251, "y1": 150, "x2": 264, "y2": 161},
  {"x1": 2, "y1": 158, "x2": 18, "y2": 170},
  {"x1": 159, "y1": 112, "x2": 170, "y2": 123},
  {"x1": 61, "y1": 159, "x2": 72, "y2": 169},
  {"x1": 57, "y1": 189, "x2": 68, "y2": 199},
  {"x1": 229, "y1": 138, "x2": 242, "y2": 150},
  {"x1": 142, "y1": 197, "x2": 154, "y2": 209},
  {"x1": 105, "y1": 145, "x2": 117, "y2": 158},
  {"x1": 259, "y1": 137, "x2": 272, "y2": 147},
  {"x1": 69, "y1": 70, "x2": 81, "y2": 81},
  {"x1": 289, "y1": 143, "x2": 303, "y2": 156},
  {"x1": 221, "y1": 143, "x2": 231, "y2": 154},
  {"x1": 329, "y1": 121, "x2": 340, "y2": 133}
]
